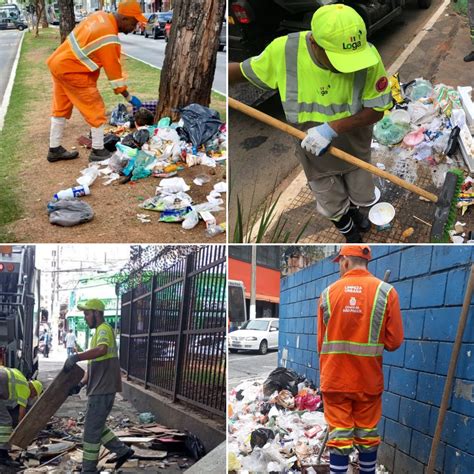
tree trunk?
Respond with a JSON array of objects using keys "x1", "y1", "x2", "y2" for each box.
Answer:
[
  {"x1": 34, "y1": 0, "x2": 45, "y2": 37},
  {"x1": 154, "y1": 0, "x2": 225, "y2": 122},
  {"x1": 58, "y1": 0, "x2": 75, "y2": 43},
  {"x1": 40, "y1": 0, "x2": 49, "y2": 28}
]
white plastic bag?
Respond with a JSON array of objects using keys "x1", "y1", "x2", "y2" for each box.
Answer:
[
  {"x1": 157, "y1": 177, "x2": 190, "y2": 193},
  {"x1": 77, "y1": 166, "x2": 100, "y2": 187}
]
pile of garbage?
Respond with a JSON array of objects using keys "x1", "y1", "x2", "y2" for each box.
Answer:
[
  {"x1": 228, "y1": 368, "x2": 390, "y2": 473},
  {"x1": 47, "y1": 103, "x2": 227, "y2": 236},
  {"x1": 13, "y1": 412, "x2": 205, "y2": 472}
]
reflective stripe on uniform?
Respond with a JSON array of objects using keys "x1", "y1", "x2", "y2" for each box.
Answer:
[
  {"x1": 282, "y1": 33, "x2": 367, "y2": 123},
  {"x1": 83, "y1": 441, "x2": 101, "y2": 460},
  {"x1": 320, "y1": 287, "x2": 330, "y2": 326},
  {"x1": 82, "y1": 34, "x2": 120, "y2": 55},
  {"x1": 109, "y1": 78, "x2": 127, "y2": 88},
  {"x1": 241, "y1": 59, "x2": 273, "y2": 90},
  {"x1": 321, "y1": 341, "x2": 384, "y2": 356},
  {"x1": 363, "y1": 92, "x2": 392, "y2": 109},
  {"x1": 354, "y1": 427, "x2": 380, "y2": 452},
  {"x1": 368, "y1": 281, "x2": 393, "y2": 344},
  {"x1": 68, "y1": 32, "x2": 100, "y2": 72},
  {"x1": 101, "y1": 427, "x2": 116, "y2": 444},
  {"x1": 329, "y1": 428, "x2": 354, "y2": 440}
]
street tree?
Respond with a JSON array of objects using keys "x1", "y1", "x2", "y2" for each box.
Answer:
[
  {"x1": 155, "y1": 0, "x2": 226, "y2": 121},
  {"x1": 58, "y1": 0, "x2": 75, "y2": 43}
]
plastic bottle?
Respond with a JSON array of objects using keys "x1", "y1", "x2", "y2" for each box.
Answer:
[
  {"x1": 205, "y1": 222, "x2": 226, "y2": 237},
  {"x1": 53, "y1": 184, "x2": 90, "y2": 201}
]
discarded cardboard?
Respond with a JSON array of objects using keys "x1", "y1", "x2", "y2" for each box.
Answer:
[{"x1": 10, "y1": 365, "x2": 84, "y2": 449}]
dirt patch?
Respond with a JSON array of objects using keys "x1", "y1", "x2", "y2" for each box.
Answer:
[{"x1": 7, "y1": 53, "x2": 226, "y2": 243}]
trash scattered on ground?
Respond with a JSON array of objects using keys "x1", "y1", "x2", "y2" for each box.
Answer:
[
  {"x1": 51, "y1": 104, "x2": 226, "y2": 234},
  {"x1": 371, "y1": 76, "x2": 474, "y2": 240},
  {"x1": 228, "y1": 371, "x2": 391, "y2": 473},
  {"x1": 47, "y1": 199, "x2": 94, "y2": 227},
  {"x1": 12, "y1": 414, "x2": 201, "y2": 472}
]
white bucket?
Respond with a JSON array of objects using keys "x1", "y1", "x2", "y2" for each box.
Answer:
[{"x1": 369, "y1": 202, "x2": 395, "y2": 230}]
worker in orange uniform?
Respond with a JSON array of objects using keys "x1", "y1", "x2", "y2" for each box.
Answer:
[
  {"x1": 46, "y1": 0, "x2": 147, "y2": 163},
  {"x1": 317, "y1": 245, "x2": 404, "y2": 474}
]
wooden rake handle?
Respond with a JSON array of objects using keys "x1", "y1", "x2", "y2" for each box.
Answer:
[{"x1": 229, "y1": 97, "x2": 439, "y2": 203}]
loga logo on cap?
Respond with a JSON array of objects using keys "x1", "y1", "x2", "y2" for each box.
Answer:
[{"x1": 342, "y1": 30, "x2": 363, "y2": 51}]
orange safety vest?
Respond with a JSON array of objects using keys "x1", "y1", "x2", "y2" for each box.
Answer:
[
  {"x1": 47, "y1": 11, "x2": 127, "y2": 94},
  {"x1": 317, "y1": 268, "x2": 404, "y2": 395}
]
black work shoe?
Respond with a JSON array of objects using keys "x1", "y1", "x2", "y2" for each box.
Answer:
[
  {"x1": 464, "y1": 51, "x2": 474, "y2": 62},
  {"x1": 114, "y1": 448, "x2": 134, "y2": 469},
  {"x1": 348, "y1": 207, "x2": 371, "y2": 233},
  {"x1": 333, "y1": 214, "x2": 363, "y2": 243},
  {"x1": 89, "y1": 148, "x2": 112, "y2": 162},
  {"x1": 47, "y1": 146, "x2": 79, "y2": 162}
]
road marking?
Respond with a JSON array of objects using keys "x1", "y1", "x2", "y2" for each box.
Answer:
[
  {"x1": 387, "y1": 0, "x2": 450, "y2": 75},
  {"x1": 0, "y1": 31, "x2": 24, "y2": 131},
  {"x1": 122, "y1": 51, "x2": 226, "y2": 97}
]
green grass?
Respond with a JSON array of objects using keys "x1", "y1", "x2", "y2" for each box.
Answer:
[
  {"x1": 0, "y1": 29, "x2": 225, "y2": 240},
  {"x1": 453, "y1": 0, "x2": 468, "y2": 15}
]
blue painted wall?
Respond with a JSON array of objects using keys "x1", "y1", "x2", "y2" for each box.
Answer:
[{"x1": 279, "y1": 246, "x2": 474, "y2": 474}]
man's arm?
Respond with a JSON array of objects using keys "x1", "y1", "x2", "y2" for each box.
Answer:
[
  {"x1": 19, "y1": 405, "x2": 27, "y2": 422},
  {"x1": 76, "y1": 344, "x2": 107, "y2": 361},
  {"x1": 228, "y1": 62, "x2": 246, "y2": 85},
  {"x1": 384, "y1": 289, "x2": 404, "y2": 351},
  {"x1": 329, "y1": 107, "x2": 384, "y2": 135}
]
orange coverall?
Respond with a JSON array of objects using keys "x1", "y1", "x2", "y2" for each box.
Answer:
[
  {"x1": 317, "y1": 268, "x2": 404, "y2": 455},
  {"x1": 47, "y1": 12, "x2": 128, "y2": 128}
]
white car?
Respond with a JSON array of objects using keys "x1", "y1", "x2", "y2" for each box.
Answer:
[{"x1": 228, "y1": 318, "x2": 279, "y2": 355}]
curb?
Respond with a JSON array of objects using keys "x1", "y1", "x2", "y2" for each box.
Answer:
[{"x1": 0, "y1": 30, "x2": 25, "y2": 132}]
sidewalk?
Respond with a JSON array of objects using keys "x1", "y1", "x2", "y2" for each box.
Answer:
[{"x1": 267, "y1": 3, "x2": 473, "y2": 244}]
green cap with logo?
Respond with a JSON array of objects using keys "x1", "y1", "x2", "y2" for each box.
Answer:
[
  {"x1": 311, "y1": 4, "x2": 378, "y2": 73},
  {"x1": 77, "y1": 298, "x2": 105, "y2": 312}
]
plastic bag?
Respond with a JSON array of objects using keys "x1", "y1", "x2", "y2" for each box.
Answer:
[
  {"x1": 185, "y1": 433, "x2": 206, "y2": 460},
  {"x1": 263, "y1": 368, "x2": 302, "y2": 396},
  {"x1": 138, "y1": 412, "x2": 155, "y2": 423},
  {"x1": 182, "y1": 209, "x2": 199, "y2": 229},
  {"x1": 156, "y1": 127, "x2": 181, "y2": 144},
  {"x1": 405, "y1": 79, "x2": 433, "y2": 101},
  {"x1": 295, "y1": 392, "x2": 321, "y2": 411},
  {"x1": 250, "y1": 428, "x2": 275, "y2": 450},
  {"x1": 76, "y1": 166, "x2": 99, "y2": 187},
  {"x1": 108, "y1": 151, "x2": 129, "y2": 173},
  {"x1": 104, "y1": 133, "x2": 120, "y2": 152},
  {"x1": 159, "y1": 207, "x2": 193, "y2": 222},
  {"x1": 407, "y1": 102, "x2": 437, "y2": 125},
  {"x1": 47, "y1": 199, "x2": 94, "y2": 227},
  {"x1": 193, "y1": 174, "x2": 211, "y2": 186},
  {"x1": 110, "y1": 103, "x2": 130, "y2": 126},
  {"x1": 141, "y1": 192, "x2": 192, "y2": 212},
  {"x1": 157, "y1": 177, "x2": 190, "y2": 193},
  {"x1": 179, "y1": 103, "x2": 223, "y2": 148},
  {"x1": 131, "y1": 151, "x2": 156, "y2": 181},
  {"x1": 133, "y1": 128, "x2": 150, "y2": 147},
  {"x1": 373, "y1": 117, "x2": 409, "y2": 145},
  {"x1": 273, "y1": 389, "x2": 295, "y2": 409},
  {"x1": 214, "y1": 181, "x2": 227, "y2": 193}
]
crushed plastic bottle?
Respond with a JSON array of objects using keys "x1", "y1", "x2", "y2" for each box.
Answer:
[{"x1": 205, "y1": 222, "x2": 226, "y2": 237}]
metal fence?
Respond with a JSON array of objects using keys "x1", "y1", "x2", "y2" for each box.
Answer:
[{"x1": 120, "y1": 246, "x2": 226, "y2": 416}]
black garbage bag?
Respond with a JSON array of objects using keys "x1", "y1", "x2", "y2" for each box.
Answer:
[
  {"x1": 121, "y1": 133, "x2": 138, "y2": 149},
  {"x1": 185, "y1": 433, "x2": 206, "y2": 460},
  {"x1": 104, "y1": 133, "x2": 120, "y2": 152},
  {"x1": 110, "y1": 103, "x2": 130, "y2": 126},
  {"x1": 179, "y1": 103, "x2": 222, "y2": 148},
  {"x1": 133, "y1": 128, "x2": 150, "y2": 147},
  {"x1": 263, "y1": 367, "x2": 303, "y2": 396},
  {"x1": 250, "y1": 428, "x2": 275, "y2": 449},
  {"x1": 47, "y1": 199, "x2": 94, "y2": 227}
]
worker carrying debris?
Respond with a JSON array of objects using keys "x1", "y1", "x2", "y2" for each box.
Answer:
[
  {"x1": 63, "y1": 299, "x2": 134, "y2": 473},
  {"x1": 46, "y1": 0, "x2": 146, "y2": 164},
  {"x1": 0, "y1": 367, "x2": 43, "y2": 467},
  {"x1": 229, "y1": 4, "x2": 393, "y2": 242},
  {"x1": 318, "y1": 245, "x2": 403, "y2": 474}
]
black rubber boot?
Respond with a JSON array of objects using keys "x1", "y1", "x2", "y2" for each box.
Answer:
[
  {"x1": 114, "y1": 448, "x2": 135, "y2": 469},
  {"x1": 347, "y1": 207, "x2": 371, "y2": 233},
  {"x1": 47, "y1": 146, "x2": 79, "y2": 162},
  {"x1": 89, "y1": 148, "x2": 112, "y2": 162},
  {"x1": 463, "y1": 51, "x2": 474, "y2": 62},
  {"x1": 333, "y1": 212, "x2": 363, "y2": 243}
]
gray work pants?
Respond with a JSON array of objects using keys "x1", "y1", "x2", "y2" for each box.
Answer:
[
  {"x1": 82, "y1": 393, "x2": 129, "y2": 474},
  {"x1": 0, "y1": 400, "x2": 12, "y2": 451}
]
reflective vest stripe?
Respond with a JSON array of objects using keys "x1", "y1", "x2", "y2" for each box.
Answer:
[
  {"x1": 68, "y1": 33, "x2": 99, "y2": 72},
  {"x1": 283, "y1": 33, "x2": 367, "y2": 123},
  {"x1": 368, "y1": 281, "x2": 392, "y2": 344},
  {"x1": 363, "y1": 92, "x2": 392, "y2": 109},
  {"x1": 321, "y1": 341, "x2": 384, "y2": 356},
  {"x1": 329, "y1": 428, "x2": 354, "y2": 440},
  {"x1": 241, "y1": 59, "x2": 273, "y2": 90},
  {"x1": 320, "y1": 287, "x2": 330, "y2": 326},
  {"x1": 101, "y1": 428, "x2": 116, "y2": 444},
  {"x1": 109, "y1": 78, "x2": 127, "y2": 88},
  {"x1": 82, "y1": 34, "x2": 120, "y2": 55}
]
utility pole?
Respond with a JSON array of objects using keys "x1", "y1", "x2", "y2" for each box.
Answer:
[{"x1": 250, "y1": 245, "x2": 257, "y2": 320}]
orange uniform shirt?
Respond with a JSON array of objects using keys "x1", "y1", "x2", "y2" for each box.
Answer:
[
  {"x1": 317, "y1": 268, "x2": 404, "y2": 395},
  {"x1": 47, "y1": 11, "x2": 127, "y2": 94}
]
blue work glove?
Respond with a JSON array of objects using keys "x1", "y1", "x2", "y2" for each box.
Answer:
[
  {"x1": 301, "y1": 123, "x2": 338, "y2": 156},
  {"x1": 63, "y1": 354, "x2": 80, "y2": 372},
  {"x1": 127, "y1": 95, "x2": 143, "y2": 108}
]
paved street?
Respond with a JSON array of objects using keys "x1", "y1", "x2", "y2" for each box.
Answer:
[
  {"x1": 0, "y1": 30, "x2": 22, "y2": 108},
  {"x1": 120, "y1": 32, "x2": 227, "y2": 95},
  {"x1": 228, "y1": 349, "x2": 278, "y2": 389}
]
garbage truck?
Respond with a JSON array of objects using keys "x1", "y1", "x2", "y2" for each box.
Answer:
[
  {"x1": 229, "y1": 0, "x2": 432, "y2": 61},
  {"x1": 0, "y1": 246, "x2": 41, "y2": 379}
]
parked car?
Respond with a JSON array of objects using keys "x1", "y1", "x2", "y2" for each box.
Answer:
[
  {"x1": 133, "y1": 12, "x2": 152, "y2": 35},
  {"x1": 144, "y1": 11, "x2": 173, "y2": 39},
  {"x1": 228, "y1": 318, "x2": 279, "y2": 354},
  {"x1": 0, "y1": 17, "x2": 27, "y2": 30}
]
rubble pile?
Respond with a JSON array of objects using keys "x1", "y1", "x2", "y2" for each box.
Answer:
[
  {"x1": 49, "y1": 103, "x2": 227, "y2": 236},
  {"x1": 228, "y1": 369, "x2": 390, "y2": 474},
  {"x1": 12, "y1": 414, "x2": 198, "y2": 472}
]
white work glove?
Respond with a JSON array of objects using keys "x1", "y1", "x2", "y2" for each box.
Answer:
[{"x1": 301, "y1": 123, "x2": 338, "y2": 156}]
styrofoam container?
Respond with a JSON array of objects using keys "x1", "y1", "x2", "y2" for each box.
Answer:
[{"x1": 369, "y1": 202, "x2": 395, "y2": 230}]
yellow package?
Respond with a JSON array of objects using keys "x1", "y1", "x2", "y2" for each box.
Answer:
[{"x1": 389, "y1": 73, "x2": 404, "y2": 104}]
